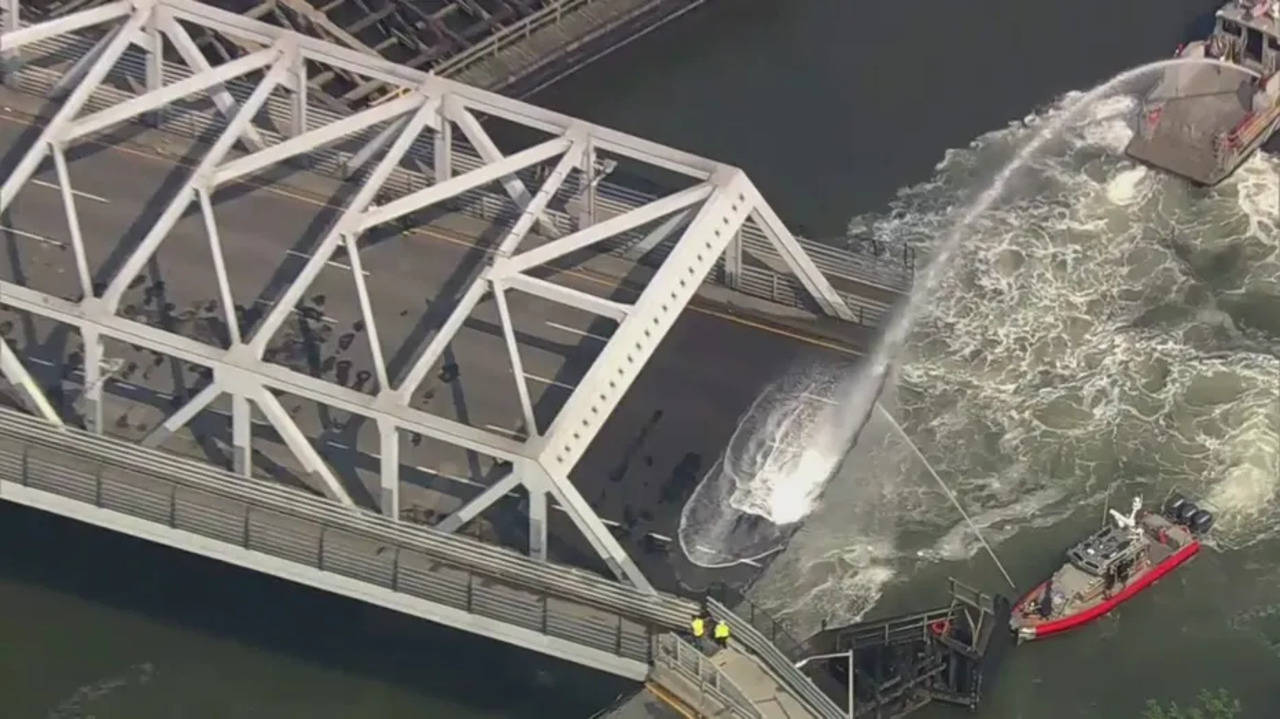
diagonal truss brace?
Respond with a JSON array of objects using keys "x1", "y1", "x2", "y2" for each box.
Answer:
[{"x1": 0, "y1": 337, "x2": 62, "y2": 426}]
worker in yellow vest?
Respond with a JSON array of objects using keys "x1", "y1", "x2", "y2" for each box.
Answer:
[
  {"x1": 713, "y1": 620, "x2": 730, "y2": 647},
  {"x1": 690, "y1": 615, "x2": 706, "y2": 639}
]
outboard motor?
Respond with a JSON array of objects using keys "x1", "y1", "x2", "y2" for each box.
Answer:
[
  {"x1": 1190, "y1": 509, "x2": 1214, "y2": 535},
  {"x1": 1177, "y1": 501, "x2": 1200, "y2": 525},
  {"x1": 1164, "y1": 493, "x2": 1188, "y2": 520}
]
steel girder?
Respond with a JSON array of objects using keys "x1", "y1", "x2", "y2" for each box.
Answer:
[{"x1": 0, "y1": 0, "x2": 856, "y2": 594}]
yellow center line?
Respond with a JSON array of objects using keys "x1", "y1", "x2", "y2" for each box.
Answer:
[{"x1": 0, "y1": 112, "x2": 864, "y2": 358}]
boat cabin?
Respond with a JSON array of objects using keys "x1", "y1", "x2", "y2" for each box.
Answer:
[
  {"x1": 1065, "y1": 524, "x2": 1145, "y2": 578},
  {"x1": 1212, "y1": 0, "x2": 1280, "y2": 74}
]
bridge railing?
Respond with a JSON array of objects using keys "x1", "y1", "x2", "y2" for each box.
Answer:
[
  {"x1": 432, "y1": 0, "x2": 603, "y2": 79},
  {"x1": 0, "y1": 409, "x2": 698, "y2": 666},
  {"x1": 707, "y1": 597, "x2": 847, "y2": 719},
  {"x1": 10, "y1": 30, "x2": 911, "y2": 326},
  {"x1": 651, "y1": 633, "x2": 763, "y2": 719}
]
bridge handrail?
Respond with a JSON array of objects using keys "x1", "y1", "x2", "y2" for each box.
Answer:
[
  {"x1": 651, "y1": 633, "x2": 763, "y2": 719},
  {"x1": 432, "y1": 0, "x2": 597, "y2": 79},
  {"x1": 0, "y1": 408, "x2": 698, "y2": 630},
  {"x1": 707, "y1": 597, "x2": 847, "y2": 719}
]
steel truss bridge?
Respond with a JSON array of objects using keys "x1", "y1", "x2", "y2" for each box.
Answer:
[{"x1": 0, "y1": 0, "x2": 899, "y2": 705}]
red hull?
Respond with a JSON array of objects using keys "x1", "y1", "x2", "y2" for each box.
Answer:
[{"x1": 1016, "y1": 540, "x2": 1201, "y2": 639}]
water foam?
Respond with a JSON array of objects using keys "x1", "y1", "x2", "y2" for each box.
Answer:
[{"x1": 718, "y1": 59, "x2": 1278, "y2": 631}]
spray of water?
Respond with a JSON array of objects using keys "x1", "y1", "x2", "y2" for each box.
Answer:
[
  {"x1": 679, "y1": 57, "x2": 1264, "y2": 568},
  {"x1": 875, "y1": 403, "x2": 1016, "y2": 589}
]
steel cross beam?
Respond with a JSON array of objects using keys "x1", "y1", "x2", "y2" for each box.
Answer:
[{"x1": 1, "y1": 0, "x2": 857, "y2": 594}]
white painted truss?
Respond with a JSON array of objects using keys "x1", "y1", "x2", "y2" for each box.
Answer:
[{"x1": 0, "y1": 0, "x2": 856, "y2": 593}]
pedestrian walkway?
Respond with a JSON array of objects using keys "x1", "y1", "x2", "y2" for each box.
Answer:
[{"x1": 710, "y1": 646, "x2": 815, "y2": 719}]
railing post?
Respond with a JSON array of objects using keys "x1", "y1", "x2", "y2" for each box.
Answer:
[
  {"x1": 20, "y1": 443, "x2": 28, "y2": 486},
  {"x1": 94, "y1": 466, "x2": 103, "y2": 506},
  {"x1": 242, "y1": 505, "x2": 252, "y2": 548},
  {"x1": 465, "y1": 572, "x2": 474, "y2": 612},
  {"x1": 540, "y1": 596, "x2": 548, "y2": 634},
  {"x1": 614, "y1": 614, "x2": 623, "y2": 655},
  {"x1": 169, "y1": 484, "x2": 177, "y2": 528},
  {"x1": 391, "y1": 545, "x2": 401, "y2": 591},
  {"x1": 318, "y1": 524, "x2": 327, "y2": 570}
]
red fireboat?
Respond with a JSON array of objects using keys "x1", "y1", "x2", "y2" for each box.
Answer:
[{"x1": 1009, "y1": 493, "x2": 1213, "y2": 643}]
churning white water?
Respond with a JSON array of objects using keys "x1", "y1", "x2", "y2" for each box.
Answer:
[{"x1": 680, "y1": 59, "x2": 1279, "y2": 634}]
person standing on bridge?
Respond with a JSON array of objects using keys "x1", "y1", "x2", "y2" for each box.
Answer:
[
  {"x1": 690, "y1": 614, "x2": 706, "y2": 641},
  {"x1": 713, "y1": 620, "x2": 731, "y2": 647}
]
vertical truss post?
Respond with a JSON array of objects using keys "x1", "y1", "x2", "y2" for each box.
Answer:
[
  {"x1": 143, "y1": 8, "x2": 163, "y2": 127},
  {"x1": 581, "y1": 137, "x2": 596, "y2": 229},
  {"x1": 433, "y1": 100, "x2": 451, "y2": 182},
  {"x1": 528, "y1": 486, "x2": 547, "y2": 561},
  {"x1": 1, "y1": 0, "x2": 18, "y2": 86},
  {"x1": 231, "y1": 391, "x2": 251, "y2": 476},
  {"x1": 81, "y1": 327, "x2": 105, "y2": 434},
  {"x1": 378, "y1": 418, "x2": 399, "y2": 518},
  {"x1": 0, "y1": 337, "x2": 61, "y2": 425},
  {"x1": 288, "y1": 49, "x2": 307, "y2": 138},
  {"x1": 0, "y1": 6, "x2": 149, "y2": 213}
]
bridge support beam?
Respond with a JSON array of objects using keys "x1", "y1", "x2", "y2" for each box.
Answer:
[
  {"x1": 0, "y1": 337, "x2": 61, "y2": 426},
  {"x1": 378, "y1": 419, "x2": 399, "y2": 518},
  {"x1": 231, "y1": 392, "x2": 251, "y2": 476}
]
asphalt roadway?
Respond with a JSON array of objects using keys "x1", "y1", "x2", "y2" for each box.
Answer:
[{"x1": 0, "y1": 99, "x2": 862, "y2": 590}]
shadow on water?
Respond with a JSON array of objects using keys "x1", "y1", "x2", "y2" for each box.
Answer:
[{"x1": 0, "y1": 502, "x2": 633, "y2": 717}]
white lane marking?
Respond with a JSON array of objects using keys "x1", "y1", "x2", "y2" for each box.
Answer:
[
  {"x1": 0, "y1": 226, "x2": 64, "y2": 247},
  {"x1": 648, "y1": 532, "x2": 673, "y2": 542},
  {"x1": 325, "y1": 440, "x2": 349, "y2": 449},
  {"x1": 550, "y1": 503, "x2": 621, "y2": 527},
  {"x1": 483, "y1": 424, "x2": 525, "y2": 438},
  {"x1": 30, "y1": 178, "x2": 110, "y2": 204},
  {"x1": 285, "y1": 248, "x2": 370, "y2": 276},
  {"x1": 115, "y1": 382, "x2": 137, "y2": 391},
  {"x1": 28, "y1": 357, "x2": 55, "y2": 366},
  {"x1": 801, "y1": 392, "x2": 837, "y2": 406},
  {"x1": 413, "y1": 465, "x2": 483, "y2": 487},
  {"x1": 544, "y1": 320, "x2": 609, "y2": 342},
  {"x1": 156, "y1": 392, "x2": 173, "y2": 399},
  {"x1": 523, "y1": 372, "x2": 575, "y2": 391},
  {"x1": 252, "y1": 297, "x2": 338, "y2": 325}
]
